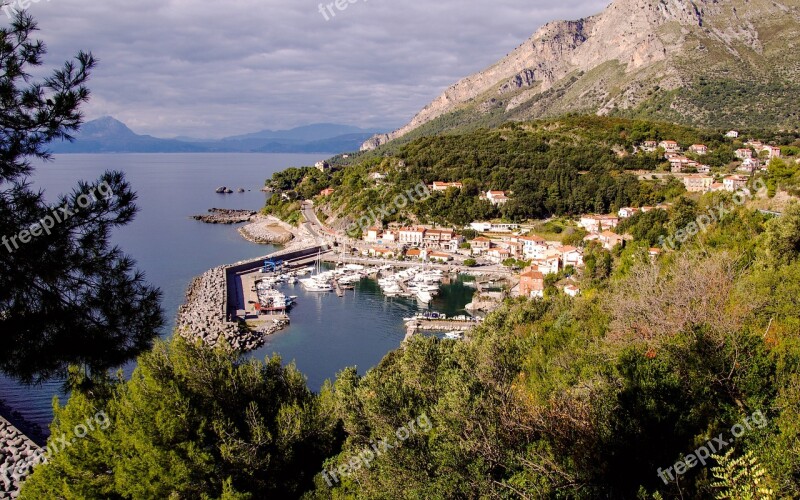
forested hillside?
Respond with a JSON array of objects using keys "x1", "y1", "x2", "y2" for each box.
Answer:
[
  {"x1": 21, "y1": 190, "x2": 800, "y2": 498},
  {"x1": 267, "y1": 116, "x2": 799, "y2": 228}
]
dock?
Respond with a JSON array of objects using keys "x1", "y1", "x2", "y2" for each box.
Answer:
[{"x1": 404, "y1": 317, "x2": 481, "y2": 341}]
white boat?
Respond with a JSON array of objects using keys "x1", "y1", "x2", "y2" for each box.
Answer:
[
  {"x1": 258, "y1": 289, "x2": 288, "y2": 312},
  {"x1": 444, "y1": 331, "x2": 464, "y2": 340},
  {"x1": 382, "y1": 283, "x2": 403, "y2": 296},
  {"x1": 338, "y1": 274, "x2": 363, "y2": 285},
  {"x1": 300, "y1": 278, "x2": 333, "y2": 292},
  {"x1": 416, "y1": 290, "x2": 433, "y2": 304}
]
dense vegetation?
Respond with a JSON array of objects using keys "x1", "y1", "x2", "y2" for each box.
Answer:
[
  {"x1": 265, "y1": 116, "x2": 755, "y2": 227},
  {"x1": 23, "y1": 189, "x2": 800, "y2": 498},
  {"x1": 620, "y1": 78, "x2": 800, "y2": 132}
]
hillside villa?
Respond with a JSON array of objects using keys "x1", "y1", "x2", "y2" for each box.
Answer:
[
  {"x1": 430, "y1": 181, "x2": 463, "y2": 191},
  {"x1": 683, "y1": 174, "x2": 714, "y2": 193},
  {"x1": 481, "y1": 190, "x2": 510, "y2": 206},
  {"x1": 578, "y1": 214, "x2": 620, "y2": 233}
]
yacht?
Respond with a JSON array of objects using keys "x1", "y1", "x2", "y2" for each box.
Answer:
[
  {"x1": 300, "y1": 278, "x2": 333, "y2": 292},
  {"x1": 416, "y1": 290, "x2": 433, "y2": 305}
]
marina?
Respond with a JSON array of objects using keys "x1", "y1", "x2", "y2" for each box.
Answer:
[{"x1": 224, "y1": 247, "x2": 486, "y2": 352}]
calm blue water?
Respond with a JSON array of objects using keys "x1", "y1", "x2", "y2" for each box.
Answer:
[{"x1": 0, "y1": 154, "x2": 474, "y2": 433}]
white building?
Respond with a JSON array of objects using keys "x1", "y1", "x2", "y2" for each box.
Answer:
[
  {"x1": 431, "y1": 181, "x2": 463, "y2": 191},
  {"x1": 683, "y1": 174, "x2": 714, "y2": 193},
  {"x1": 398, "y1": 227, "x2": 425, "y2": 246},
  {"x1": 483, "y1": 191, "x2": 509, "y2": 206},
  {"x1": 659, "y1": 140, "x2": 681, "y2": 153},
  {"x1": 579, "y1": 215, "x2": 619, "y2": 233},
  {"x1": 520, "y1": 235, "x2": 548, "y2": 259},
  {"x1": 723, "y1": 175, "x2": 748, "y2": 192},
  {"x1": 469, "y1": 222, "x2": 519, "y2": 233}
]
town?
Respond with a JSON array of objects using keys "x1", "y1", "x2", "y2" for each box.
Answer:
[{"x1": 299, "y1": 130, "x2": 794, "y2": 302}]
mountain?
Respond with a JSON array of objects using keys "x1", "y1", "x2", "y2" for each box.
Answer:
[
  {"x1": 50, "y1": 117, "x2": 207, "y2": 153},
  {"x1": 51, "y1": 117, "x2": 381, "y2": 154},
  {"x1": 214, "y1": 124, "x2": 377, "y2": 153},
  {"x1": 223, "y1": 123, "x2": 373, "y2": 142},
  {"x1": 362, "y1": 0, "x2": 800, "y2": 150}
]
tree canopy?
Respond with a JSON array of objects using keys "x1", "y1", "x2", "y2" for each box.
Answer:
[{"x1": 0, "y1": 13, "x2": 163, "y2": 384}]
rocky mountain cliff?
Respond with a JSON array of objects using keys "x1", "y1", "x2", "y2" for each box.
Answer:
[{"x1": 363, "y1": 0, "x2": 800, "y2": 150}]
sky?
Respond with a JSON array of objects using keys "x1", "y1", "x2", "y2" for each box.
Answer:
[{"x1": 6, "y1": 0, "x2": 608, "y2": 138}]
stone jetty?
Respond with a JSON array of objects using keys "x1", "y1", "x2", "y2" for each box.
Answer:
[
  {"x1": 0, "y1": 417, "x2": 43, "y2": 499},
  {"x1": 191, "y1": 208, "x2": 256, "y2": 224},
  {"x1": 176, "y1": 266, "x2": 287, "y2": 352}
]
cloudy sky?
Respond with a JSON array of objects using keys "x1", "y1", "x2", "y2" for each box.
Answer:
[{"x1": 11, "y1": 0, "x2": 608, "y2": 138}]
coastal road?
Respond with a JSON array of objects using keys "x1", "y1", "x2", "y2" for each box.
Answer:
[{"x1": 301, "y1": 201, "x2": 328, "y2": 241}]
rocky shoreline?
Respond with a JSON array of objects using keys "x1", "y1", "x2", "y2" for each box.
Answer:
[
  {"x1": 191, "y1": 208, "x2": 257, "y2": 224},
  {"x1": 238, "y1": 216, "x2": 295, "y2": 245},
  {"x1": 1, "y1": 417, "x2": 43, "y2": 499}
]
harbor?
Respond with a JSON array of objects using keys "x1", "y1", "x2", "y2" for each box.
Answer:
[{"x1": 176, "y1": 241, "x2": 502, "y2": 355}]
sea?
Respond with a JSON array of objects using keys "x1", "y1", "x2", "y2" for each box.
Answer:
[{"x1": 0, "y1": 153, "x2": 475, "y2": 433}]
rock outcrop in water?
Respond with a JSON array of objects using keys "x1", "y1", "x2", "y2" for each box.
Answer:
[{"x1": 191, "y1": 208, "x2": 257, "y2": 224}]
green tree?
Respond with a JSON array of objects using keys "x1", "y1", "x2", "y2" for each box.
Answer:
[
  {"x1": 21, "y1": 337, "x2": 340, "y2": 499},
  {"x1": 0, "y1": 13, "x2": 162, "y2": 384}
]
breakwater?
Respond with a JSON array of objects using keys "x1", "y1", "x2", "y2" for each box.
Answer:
[
  {"x1": 176, "y1": 246, "x2": 328, "y2": 351},
  {"x1": 0, "y1": 417, "x2": 43, "y2": 499}
]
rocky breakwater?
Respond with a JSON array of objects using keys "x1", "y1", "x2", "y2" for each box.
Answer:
[
  {"x1": 0, "y1": 417, "x2": 43, "y2": 499},
  {"x1": 192, "y1": 208, "x2": 257, "y2": 224},
  {"x1": 176, "y1": 266, "x2": 286, "y2": 352}
]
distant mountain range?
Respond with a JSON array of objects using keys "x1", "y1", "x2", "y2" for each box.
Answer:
[
  {"x1": 49, "y1": 117, "x2": 382, "y2": 154},
  {"x1": 363, "y1": 0, "x2": 800, "y2": 150}
]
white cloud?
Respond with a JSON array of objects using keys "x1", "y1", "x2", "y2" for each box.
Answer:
[{"x1": 15, "y1": 0, "x2": 608, "y2": 137}]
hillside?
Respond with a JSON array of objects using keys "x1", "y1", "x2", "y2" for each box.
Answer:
[
  {"x1": 362, "y1": 0, "x2": 800, "y2": 150},
  {"x1": 265, "y1": 116, "x2": 750, "y2": 228}
]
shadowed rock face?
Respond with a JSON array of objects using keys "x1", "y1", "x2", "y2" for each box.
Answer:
[{"x1": 362, "y1": 0, "x2": 799, "y2": 150}]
